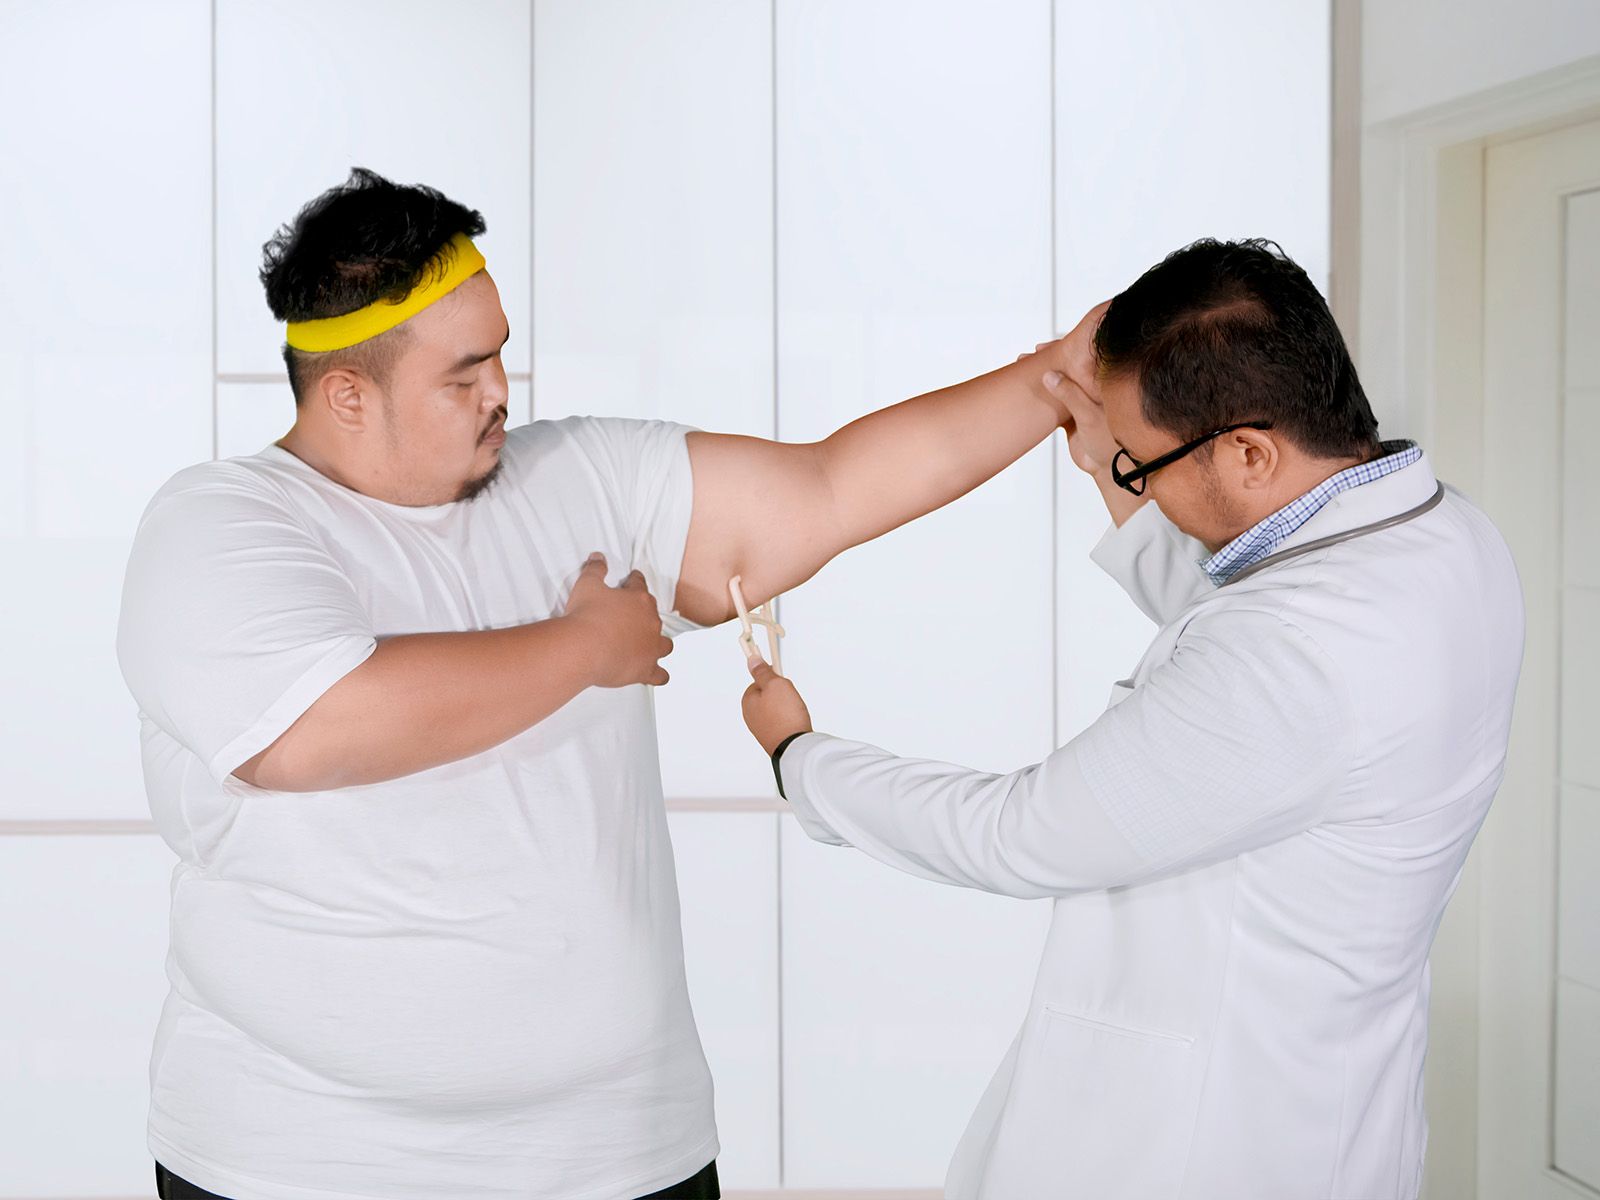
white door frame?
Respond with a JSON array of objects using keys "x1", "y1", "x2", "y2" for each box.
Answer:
[{"x1": 1351, "y1": 53, "x2": 1600, "y2": 1200}]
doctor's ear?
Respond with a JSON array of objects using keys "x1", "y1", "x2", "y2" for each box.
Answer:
[{"x1": 1230, "y1": 428, "x2": 1279, "y2": 488}]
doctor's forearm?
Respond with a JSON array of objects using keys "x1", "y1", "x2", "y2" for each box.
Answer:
[
  {"x1": 815, "y1": 356, "x2": 1069, "y2": 550},
  {"x1": 780, "y1": 734, "x2": 1143, "y2": 899}
]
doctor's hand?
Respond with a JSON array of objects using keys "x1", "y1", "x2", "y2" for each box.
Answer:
[{"x1": 741, "y1": 657, "x2": 813, "y2": 756}]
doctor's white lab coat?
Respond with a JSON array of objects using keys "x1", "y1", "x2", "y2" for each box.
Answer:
[{"x1": 777, "y1": 454, "x2": 1523, "y2": 1200}]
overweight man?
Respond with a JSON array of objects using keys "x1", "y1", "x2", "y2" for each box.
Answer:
[
  {"x1": 742, "y1": 239, "x2": 1525, "y2": 1199},
  {"x1": 114, "y1": 168, "x2": 1077, "y2": 1200}
]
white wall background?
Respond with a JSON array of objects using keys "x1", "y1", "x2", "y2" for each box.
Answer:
[
  {"x1": 1362, "y1": 0, "x2": 1600, "y2": 125},
  {"x1": 0, "y1": 1, "x2": 1329, "y2": 1194}
]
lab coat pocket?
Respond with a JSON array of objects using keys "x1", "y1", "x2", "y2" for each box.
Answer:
[
  {"x1": 984, "y1": 1005, "x2": 1198, "y2": 1198},
  {"x1": 1106, "y1": 679, "x2": 1137, "y2": 709}
]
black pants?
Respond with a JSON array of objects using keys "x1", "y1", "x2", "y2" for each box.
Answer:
[{"x1": 155, "y1": 1158, "x2": 720, "y2": 1199}]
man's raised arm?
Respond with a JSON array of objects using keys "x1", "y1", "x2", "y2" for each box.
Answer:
[{"x1": 674, "y1": 349, "x2": 1074, "y2": 626}]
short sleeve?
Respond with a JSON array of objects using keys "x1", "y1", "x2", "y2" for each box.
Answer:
[
  {"x1": 115, "y1": 467, "x2": 377, "y2": 785},
  {"x1": 560, "y1": 416, "x2": 706, "y2": 636}
]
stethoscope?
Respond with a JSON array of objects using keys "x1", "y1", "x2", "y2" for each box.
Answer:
[{"x1": 1221, "y1": 483, "x2": 1448, "y2": 587}]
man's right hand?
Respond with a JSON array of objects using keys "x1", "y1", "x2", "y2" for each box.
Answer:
[{"x1": 563, "y1": 552, "x2": 674, "y2": 688}]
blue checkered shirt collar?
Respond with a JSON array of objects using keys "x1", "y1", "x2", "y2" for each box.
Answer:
[{"x1": 1201, "y1": 440, "x2": 1423, "y2": 586}]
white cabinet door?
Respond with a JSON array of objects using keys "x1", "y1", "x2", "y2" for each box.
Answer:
[
  {"x1": 772, "y1": 5, "x2": 1054, "y2": 1175},
  {"x1": 1051, "y1": 0, "x2": 1331, "y2": 744},
  {"x1": 668, "y1": 811, "x2": 782, "y2": 1189},
  {"x1": 215, "y1": 0, "x2": 532, "y2": 378},
  {"x1": 533, "y1": 0, "x2": 775, "y2": 800},
  {"x1": 0, "y1": 835, "x2": 175, "y2": 1195},
  {"x1": 773, "y1": 0, "x2": 1054, "y2": 783},
  {"x1": 780, "y1": 822, "x2": 1050, "y2": 1187},
  {"x1": 0, "y1": 0, "x2": 211, "y2": 822}
]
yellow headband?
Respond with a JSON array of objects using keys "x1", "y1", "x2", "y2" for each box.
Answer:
[{"x1": 284, "y1": 232, "x2": 487, "y2": 353}]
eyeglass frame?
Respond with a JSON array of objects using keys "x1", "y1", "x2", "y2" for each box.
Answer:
[{"x1": 1110, "y1": 421, "x2": 1275, "y2": 495}]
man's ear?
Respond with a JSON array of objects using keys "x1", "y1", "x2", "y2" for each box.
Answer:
[
  {"x1": 1232, "y1": 428, "x2": 1279, "y2": 490},
  {"x1": 315, "y1": 367, "x2": 370, "y2": 434}
]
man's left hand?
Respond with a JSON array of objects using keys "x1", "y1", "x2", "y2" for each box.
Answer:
[{"x1": 742, "y1": 657, "x2": 813, "y2": 756}]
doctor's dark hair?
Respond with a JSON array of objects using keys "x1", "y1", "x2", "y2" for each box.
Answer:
[
  {"x1": 259, "y1": 167, "x2": 487, "y2": 405},
  {"x1": 1093, "y1": 238, "x2": 1381, "y2": 461}
]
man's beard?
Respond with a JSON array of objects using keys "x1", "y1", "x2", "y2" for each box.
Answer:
[{"x1": 456, "y1": 457, "x2": 505, "y2": 503}]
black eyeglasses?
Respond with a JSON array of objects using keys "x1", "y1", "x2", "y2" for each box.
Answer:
[{"x1": 1110, "y1": 421, "x2": 1275, "y2": 495}]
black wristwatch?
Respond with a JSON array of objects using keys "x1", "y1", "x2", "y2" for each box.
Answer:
[{"x1": 770, "y1": 731, "x2": 810, "y2": 800}]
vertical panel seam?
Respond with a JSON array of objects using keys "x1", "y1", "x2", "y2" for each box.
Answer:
[
  {"x1": 210, "y1": 0, "x2": 219, "y2": 461},
  {"x1": 1049, "y1": 0, "x2": 1060, "y2": 751},
  {"x1": 537, "y1": 0, "x2": 544, "y2": 422},
  {"x1": 1547, "y1": 183, "x2": 1571, "y2": 1174},
  {"x1": 771, "y1": 0, "x2": 786, "y2": 1185}
]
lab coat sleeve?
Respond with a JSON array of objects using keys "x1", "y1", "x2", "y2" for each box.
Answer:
[
  {"x1": 1089, "y1": 500, "x2": 1213, "y2": 625},
  {"x1": 779, "y1": 610, "x2": 1355, "y2": 899}
]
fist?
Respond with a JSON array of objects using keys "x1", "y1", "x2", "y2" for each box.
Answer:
[
  {"x1": 563, "y1": 552, "x2": 675, "y2": 688},
  {"x1": 741, "y1": 656, "x2": 813, "y2": 757}
]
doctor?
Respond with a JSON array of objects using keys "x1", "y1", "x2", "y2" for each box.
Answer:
[{"x1": 739, "y1": 239, "x2": 1525, "y2": 1200}]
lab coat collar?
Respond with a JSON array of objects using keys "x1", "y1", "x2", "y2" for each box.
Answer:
[{"x1": 1249, "y1": 449, "x2": 1440, "y2": 565}]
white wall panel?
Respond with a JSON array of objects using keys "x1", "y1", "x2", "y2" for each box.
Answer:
[
  {"x1": 0, "y1": 539, "x2": 145, "y2": 821},
  {"x1": 0, "y1": 0, "x2": 212, "y2": 542},
  {"x1": 771, "y1": 3, "x2": 1053, "y2": 1182},
  {"x1": 0, "y1": 0, "x2": 210, "y2": 822},
  {"x1": 780, "y1": 822, "x2": 1049, "y2": 1186},
  {"x1": 1053, "y1": 0, "x2": 1331, "y2": 313},
  {"x1": 1554, "y1": 977, "x2": 1600, "y2": 1189},
  {"x1": 1052, "y1": 0, "x2": 1331, "y2": 742},
  {"x1": 1565, "y1": 191, "x2": 1600, "y2": 596},
  {"x1": 533, "y1": 0, "x2": 775, "y2": 798},
  {"x1": 1567, "y1": 189, "x2": 1600, "y2": 391},
  {"x1": 774, "y1": 0, "x2": 1055, "y2": 775},
  {"x1": 0, "y1": 835, "x2": 174, "y2": 1195},
  {"x1": 1566, "y1": 389, "x2": 1600, "y2": 591},
  {"x1": 532, "y1": 0, "x2": 772, "y2": 431},
  {"x1": 1559, "y1": 784, "x2": 1600, "y2": 992},
  {"x1": 216, "y1": 0, "x2": 531, "y2": 377},
  {"x1": 1563, "y1": 587, "x2": 1600, "y2": 789},
  {"x1": 1055, "y1": 459, "x2": 1157, "y2": 739},
  {"x1": 668, "y1": 812, "x2": 781, "y2": 1188},
  {"x1": 216, "y1": 380, "x2": 295, "y2": 461},
  {"x1": 1362, "y1": 0, "x2": 1600, "y2": 125}
]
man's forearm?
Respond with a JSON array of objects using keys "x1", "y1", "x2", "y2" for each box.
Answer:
[
  {"x1": 815, "y1": 355, "x2": 1068, "y2": 549},
  {"x1": 238, "y1": 617, "x2": 601, "y2": 792}
]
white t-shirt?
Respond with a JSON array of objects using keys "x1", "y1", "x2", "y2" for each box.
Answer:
[{"x1": 115, "y1": 417, "x2": 717, "y2": 1200}]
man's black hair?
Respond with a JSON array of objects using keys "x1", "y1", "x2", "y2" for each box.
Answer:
[
  {"x1": 1094, "y1": 238, "x2": 1380, "y2": 461},
  {"x1": 260, "y1": 167, "x2": 487, "y2": 405}
]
